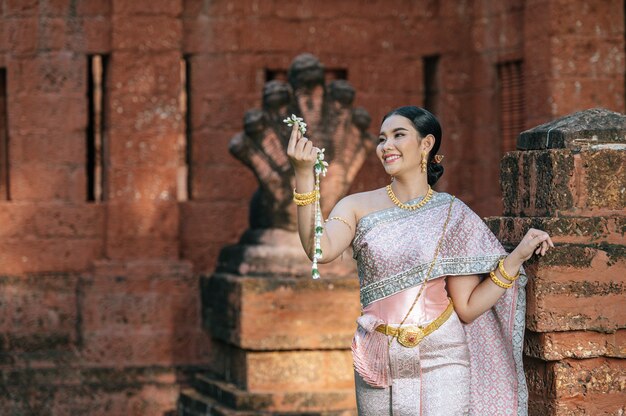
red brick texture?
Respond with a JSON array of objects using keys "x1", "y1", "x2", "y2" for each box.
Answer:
[
  {"x1": 1, "y1": 1, "x2": 624, "y2": 415},
  {"x1": 485, "y1": 111, "x2": 625, "y2": 414},
  {"x1": 0, "y1": 2, "x2": 210, "y2": 415}
]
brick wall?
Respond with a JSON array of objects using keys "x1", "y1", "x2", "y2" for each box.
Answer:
[
  {"x1": 0, "y1": 2, "x2": 212, "y2": 415},
  {"x1": 0, "y1": 1, "x2": 624, "y2": 414}
]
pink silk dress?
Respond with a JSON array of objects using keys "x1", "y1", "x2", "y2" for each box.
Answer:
[
  {"x1": 357, "y1": 279, "x2": 470, "y2": 415},
  {"x1": 351, "y1": 192, "x2": 528, "y2": 416}
]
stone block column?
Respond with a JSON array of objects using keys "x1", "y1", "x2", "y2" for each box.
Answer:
[
  {"x1": 106, "y1": 0, "x2": 184, "y2": 259},
  {"x1": 79, "y1": 0, "x2": 210, "y2": 399},
  {"x1": 486, "y1": 108, "x2": 625, "y2": 415}
]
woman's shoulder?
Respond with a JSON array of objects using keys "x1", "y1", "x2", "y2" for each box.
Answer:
[
  {"x1": 339, "y1": 188, "x2": 386, "y2": 206},
  {"x1": 341, "y1": 187, "x2": 388, "y2": 217},
  {"x1": 434, "y1": 192, "x2": 485, "y2": 225},
  {"x1": 434, "y1": 191, "x2": 469, "y2": 208},
  {"x1": 430, "y1": 192, "x2": 482, "y2": 223}
]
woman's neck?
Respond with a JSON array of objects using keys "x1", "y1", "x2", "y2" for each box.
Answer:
[{"x1": 390, "y1": 176, "x2": 430, "y2": 202}]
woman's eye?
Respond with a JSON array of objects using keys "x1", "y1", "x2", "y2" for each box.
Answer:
[
  {"x1": 395, "y1": 133, "x2": 404, "y2": 138},
  {"x1": 378, "y1": 137, "x2": 386, "y2": 143}
]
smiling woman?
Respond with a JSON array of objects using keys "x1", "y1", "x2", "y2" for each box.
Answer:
[
  {"x1": 377, "y1": 107, "x2": 444, "y2": 188},
  {"x1": 287, "y1": 106, "x2": 554, "y2": 416}
]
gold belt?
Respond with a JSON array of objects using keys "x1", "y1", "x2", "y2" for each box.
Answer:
[{"x1": 375, "y1": 298, "x2": 454, "y2": 348}]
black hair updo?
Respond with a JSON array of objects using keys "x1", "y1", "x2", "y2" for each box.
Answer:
[{"x1": 382, "y1": 106, "x2": 444, "y2": 186}]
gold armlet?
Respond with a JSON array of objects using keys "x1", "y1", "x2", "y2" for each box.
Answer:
[
  {"x1": 498, "y1": 258, "x2": 520, "y2": 281},
  {"x1": 489, "y1": 270, "x2": 513, "y2": 289},
  {"x1": 324, "y1": 216, "x2": 353, "y2": 232}
]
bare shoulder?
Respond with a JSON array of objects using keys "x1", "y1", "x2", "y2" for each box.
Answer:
[{"x1": 339, "y1": 187, "x2": 389, "y2": 221}]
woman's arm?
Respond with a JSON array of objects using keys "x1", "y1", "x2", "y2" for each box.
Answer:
[
  {"x1": 289, "y1": 123, "x2": 356, "y2": 263},
  {"x1": 447, "y1": 228, "x2": 554, "y2": 324}
]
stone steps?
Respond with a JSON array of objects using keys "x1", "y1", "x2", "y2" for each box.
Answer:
[
  {"x1": 177, "y1": 373, "x2": 357, "y2": 416},
  {"x1": 179, "y1": 388, "x2": 257, "y2": 416}
]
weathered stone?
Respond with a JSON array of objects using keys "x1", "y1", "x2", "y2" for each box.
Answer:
[
  {"x1": 178, "y1": 388, "x2": 357, "y2": 416},
  {"x1": 0, "y1": 365, "x2": 197, "y2": 416},
  {"x1": 524, "y1": 248, "x2": 625, "y2": 332},
  {"x1": 553, "y1": 358, "x2": 625, "y2": 398},
  {"x1": 485, "y1": 216, "x2": 626, "y2": 247},
  {"x1": 526, "y1": 357, "x2": 626, "y2": 415},
  {"x1": 216, "y1": 228, "x2": 357, "y2": 278},
  {"x1": 518, "y1": 108, "x2": 626, "y2": 150},
  {"x1": 501, "y1": 148, "x2": 626, "y2": 217},
  {"x1": 204, "y1": 273, "x2": 360, "y2": 350},
  {"x1": 524, "y1": 330, "x2": 626, "y2": 361},
  {"x1": 582, "y1": 149, "x2": 626, "y2": 213},
  {"x1": 192, "y1": 373, "x2": 355, "y2": 413},
  {"x1": 525, "y1": 357, "x2": 556, "y2": 411},
  {"x1": 204, "y1": 341, "x2": 354, "y2": 393},
  {"x1": 487, "y1": 223, "x2": 626, "y2": 332},
  {"x1": 0, "y1": 274, "x2": 78, "y2": 351},
  {"x1": 80, "y1": 260, "x2": 213, "y2": 367},
  {"x1": 497, "y1": 107, "x2": 626, "y2": 415},
  {"x1": 552, "y1": 398, "x2": 626, "y2": 416}
]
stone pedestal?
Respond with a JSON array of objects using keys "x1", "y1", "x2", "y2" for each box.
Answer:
[
  {"x1": 178, "y1": 230, "x2": 360, "y2": 415},
  {"x1": 485, "y1": 108, "x2": 626, "y2": 415},
  {"x1": 177, "y1": 53, "x2": 373, "y2": 415}
]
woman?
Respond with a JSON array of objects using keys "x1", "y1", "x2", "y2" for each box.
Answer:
[{"x1": 287, "y1": 106, "x2": 553, "y2": 415}]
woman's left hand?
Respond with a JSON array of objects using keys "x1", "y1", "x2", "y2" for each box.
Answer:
[{"x1": 511, "y1": 228, "x2": 555, "y2": 263}]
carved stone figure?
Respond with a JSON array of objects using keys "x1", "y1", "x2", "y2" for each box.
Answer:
[{"x1": 229, "y1": 53, "x2": 377, "y2": 231}]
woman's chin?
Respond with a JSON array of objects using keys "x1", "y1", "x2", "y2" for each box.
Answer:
[{"x1": 383, "y1": 165, "x2": 401, "y2": 175}]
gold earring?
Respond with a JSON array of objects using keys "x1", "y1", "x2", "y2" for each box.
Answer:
[{"x1": 421, "y1": 151, "x2": 427, "y2": 173}]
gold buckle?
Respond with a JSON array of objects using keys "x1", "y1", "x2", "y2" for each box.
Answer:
[{"x1": 397, "y1": 326, "x2": 425, "y2": 348}]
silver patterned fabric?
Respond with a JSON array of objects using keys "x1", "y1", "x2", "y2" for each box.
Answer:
[
  {"x1": 355, "y1": 312, "x2": 471, "y2": 416},
  {"x1": 351, "y1": 192, "x2": 528, "y2": 415}
]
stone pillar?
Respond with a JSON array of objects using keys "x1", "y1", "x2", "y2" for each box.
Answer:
[
  {"x1": 486, "y1": 108, "x2": 625, "y2": 415},
  {"x1": 80, "y1": 2, "x2": 210, "y2": 408},
  {"x1": 105, "y1": 0, "x2": 183, "y2": 260}
]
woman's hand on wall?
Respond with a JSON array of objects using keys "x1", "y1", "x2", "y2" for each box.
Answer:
[{"x1": 511, "y1": 228, "x2": 555, "y2": 263}]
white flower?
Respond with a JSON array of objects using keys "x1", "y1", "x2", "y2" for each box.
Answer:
[{"x1": 284, "y1": 114, "x2": 307, "y2": 134}]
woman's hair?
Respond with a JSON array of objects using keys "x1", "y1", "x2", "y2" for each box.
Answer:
[{"x1": 382, "y1": 106, "x2": 444, "y2": 186}]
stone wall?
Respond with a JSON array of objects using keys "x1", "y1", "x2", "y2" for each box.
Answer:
[
  {"x1": 486, "y1": 109, "x2": 625, "y2": 415},
  {"x1": 0, "y1": 2, "x2": 212, "y2": 415},
  {"x1": 0, "y1": 1, "x2": 624, "y2": 415}
]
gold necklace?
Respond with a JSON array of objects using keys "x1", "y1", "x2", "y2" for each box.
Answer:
[{"x1": 386, "y1": 184, "x2": 433, "y2": 211}]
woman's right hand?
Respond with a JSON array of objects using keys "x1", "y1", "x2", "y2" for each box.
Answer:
[{"x1": 287, "y1": 122, "x2": 320, "y2": 172}]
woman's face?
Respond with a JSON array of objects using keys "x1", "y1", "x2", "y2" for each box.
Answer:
[{"x1": 376, "y1": 115, "x2": 426, "y2": 177}]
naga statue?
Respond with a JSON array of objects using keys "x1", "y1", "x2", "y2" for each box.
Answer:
[{"x1": 229, "y1": 53, "x2": 377, "y2": 232}]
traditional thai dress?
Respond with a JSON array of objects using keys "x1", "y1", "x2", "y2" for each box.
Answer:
[{"x1": 351, "y1": 192, "x2": 527, "y2": 416}]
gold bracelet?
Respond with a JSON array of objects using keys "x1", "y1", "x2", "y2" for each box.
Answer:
[
  {"x1": 498, "y1": 258, "x2": 520, "y2": 281},
  {"x1": 293, "y1": 188, "x2": 318, "y2": 200},
  {"x1": 490, "y1": 270, "x2": 513, "y2": 289},
  {"x1": 293, "y1": 195, "x2": 318, "y2": 206},
  {"x1": 325, "y1": 216, "x2": 353, "y2": 232},
  {"x1": 293, "y1": 188, "x2": 319, "y2": 206}
]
